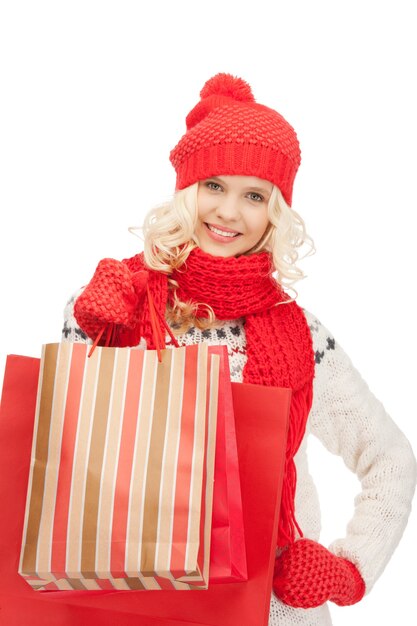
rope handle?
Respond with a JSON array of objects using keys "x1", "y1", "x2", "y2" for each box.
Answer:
[{"x1": 88, "y1": 287, "x2": 178, "y2": 360}]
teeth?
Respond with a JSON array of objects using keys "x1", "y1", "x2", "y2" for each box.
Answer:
[{"x1": 207, "y1": 224, "x2": 239, "y2": 237}]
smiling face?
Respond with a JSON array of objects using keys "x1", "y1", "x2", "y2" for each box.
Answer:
[{"x1": 194, "y1": 175, "x2": 272, "y2": 257}]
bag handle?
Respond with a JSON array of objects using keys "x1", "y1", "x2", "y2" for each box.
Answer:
[{"x1": 88, "y1": 286, "x2": 179, "y2": 360}]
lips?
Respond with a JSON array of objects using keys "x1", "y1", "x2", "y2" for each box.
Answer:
[{"x1": 204, "y1": 223, "x2": 241, "y2": 243}]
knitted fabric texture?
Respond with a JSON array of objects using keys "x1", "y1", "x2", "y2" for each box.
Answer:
[
  {"x1": 172, "y1": 248, "x2": 314, "y2": 390},
  {"x1": 172, "y1": 247, "x2": 283, "y2": 318},
  {"x1": 74, "y1": 260, "x2": 168, "y2": 349},
  {"x1": 73, "y1": 248, "x2": 315, "y2": 546},
  {"x1": 273, "y1": 539, "x2": 366, "y2": 609},
  {"x1": 73, "y1": 259, "x2": 149, "y2": 338},
  {"x1": 169, "y1": 73, "x2": 301, "y2": 206}
]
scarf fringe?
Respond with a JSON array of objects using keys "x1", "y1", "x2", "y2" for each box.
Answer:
[{"x1": 277, "y1": 380, "x2": 313, "y2": 547}]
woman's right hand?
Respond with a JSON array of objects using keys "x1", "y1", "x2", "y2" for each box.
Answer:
[{"x1": 73, "y1": 258, "x2": 149, "y2": 341}]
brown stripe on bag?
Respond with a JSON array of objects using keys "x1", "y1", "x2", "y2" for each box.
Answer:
[
  {"x1": 53, "y1": 579, "x2": 78, "y2": 590},
  {"x1": 140, "y1": 349, "x2": 173, "y2": 575},
  {"x1": 110, "y1": 578, "x2": 131, "y2": 590},
  {"x1": 81, "y1": 347, "x2": 116, "y2": 577},
  {"x1": 139, "y1": 576, "x2": 164, "y2": 590},
  {"x1": 124, "y1": 577, "x2": 146, "y2": 590},
  {"x1": 81, "y1": 578, "x2": 102, "y2": 590},
  {"x1": 21, "y1": 343, "x2": 59, "y2": 576},
  {"x1": 67, "y1": 578, "x2": 88, "y2": 590}
]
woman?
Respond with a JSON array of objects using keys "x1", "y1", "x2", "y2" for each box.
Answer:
[{"x1": 64, "y1": 72, "x2": 416, "y2": 625}]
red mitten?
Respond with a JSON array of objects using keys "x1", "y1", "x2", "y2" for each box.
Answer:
[
  {"x1": 273, "y1": 539, "x2": 365, "y2": 609},
  {"x1": 74, "y1": 258, "x2": 149, "y2": 340}
]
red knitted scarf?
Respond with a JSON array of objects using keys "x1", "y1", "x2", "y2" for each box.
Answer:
[{"x1": 119, "y1": 247, "x2": 315, "y2": 547}]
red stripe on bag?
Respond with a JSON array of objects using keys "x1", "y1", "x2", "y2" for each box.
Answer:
[
  {"x1": 50, "y1": 344, "x2": 87, "y2": 577},
  {"x1": 96, "y1": 578, "x2": 115, "y2": 590},
  {"x1": 110, "y1": 349, "x2": 144, "y2": 577},
  {"x1": 153, "y1": 575, "x2": 176, "y2": 590},
  {"x1": 169, "y1": 345, "x2": 198, "y2": 577}
]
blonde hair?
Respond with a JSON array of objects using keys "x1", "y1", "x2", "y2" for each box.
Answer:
[{"x1": 135, "y1": 182, "x2": 314, "y2": 330}]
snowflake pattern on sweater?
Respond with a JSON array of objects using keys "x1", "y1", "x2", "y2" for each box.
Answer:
[{"x1": 62, "y1": 295, "x2": 416, "y2": 626}]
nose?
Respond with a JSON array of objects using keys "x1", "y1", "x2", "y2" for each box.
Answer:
[{"x1": 215, "y1": 194, "x2": 241, "y2": 222}]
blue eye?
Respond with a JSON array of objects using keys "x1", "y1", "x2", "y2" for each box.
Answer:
[
  {"x1": 206, "y1": 181, "x2": 222, "y2": 191},
  {"x1": 248, "y1": 192, "x2": 263, "y2": 202}
]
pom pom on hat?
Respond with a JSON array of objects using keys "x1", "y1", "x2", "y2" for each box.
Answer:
[
  {"x1": 170, "y1": 72, "x2": 301, "y2": 206},
  {"x1": 186, "y1": 73, "x2": 255, "y2": 130},
  {"x1": 200, "y1": 73, "x2": 255, "y2": 102}
]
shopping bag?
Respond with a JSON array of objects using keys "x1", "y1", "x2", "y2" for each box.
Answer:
[
  {"x1": 15, "y1": 342, "x2": 220, "y2": 591},
  {"x1": 208, "y1": 345, "x2": 247, "y2": 583},
  {"x1": 0, "y1": 354, "x2": 290, "y2": 626}
]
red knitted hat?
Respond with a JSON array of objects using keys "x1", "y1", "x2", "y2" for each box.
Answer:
[{"x1": 169, "y1": 73, "x2": 301, "y2": 206}]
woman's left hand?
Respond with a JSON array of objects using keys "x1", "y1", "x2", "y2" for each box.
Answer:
[{"x1": 273, "y1": 539, "x2": 365, "y2": 609}]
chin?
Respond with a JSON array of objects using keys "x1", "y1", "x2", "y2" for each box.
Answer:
[{"x1": 199, "y1": 242, "x2": 240, "y2": 258}]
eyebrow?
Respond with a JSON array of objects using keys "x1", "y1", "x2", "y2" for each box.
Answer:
[{"x1": 245, "y1": 186, "x2": 272, "y2": 196}]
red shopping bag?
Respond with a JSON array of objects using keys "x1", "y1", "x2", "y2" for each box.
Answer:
[
  {"x1": 208, "y1": 345, "x2": 247, "y2": 583},
  {"x1": 0, "y1": 355, "x2": 291, "y2": 626}
]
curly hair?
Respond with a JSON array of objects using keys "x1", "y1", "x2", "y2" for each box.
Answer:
[{"x1": 135, "y1": 182, "x2": 314, "y2": 330}]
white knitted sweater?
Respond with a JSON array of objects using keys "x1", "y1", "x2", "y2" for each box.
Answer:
[{"x1": 63, "y1": 295, "x2": 416, "y2": 626}]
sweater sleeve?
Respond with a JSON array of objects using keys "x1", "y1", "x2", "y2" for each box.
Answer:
[
  {"x1": 304, "y1": 310, "x2": 417, "y2": 593},
  {"x1": 61, "y1": 288, "x2": 92, "y2": 344}
]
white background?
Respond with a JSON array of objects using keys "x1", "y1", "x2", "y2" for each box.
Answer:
[{"x1": 1, "y1": 1, "x2": 416, "y2": 624}]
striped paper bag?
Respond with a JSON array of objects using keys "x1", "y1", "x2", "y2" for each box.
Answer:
[{"x1": 18, "y1": 342, "x2": 219, "y2": 591}]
